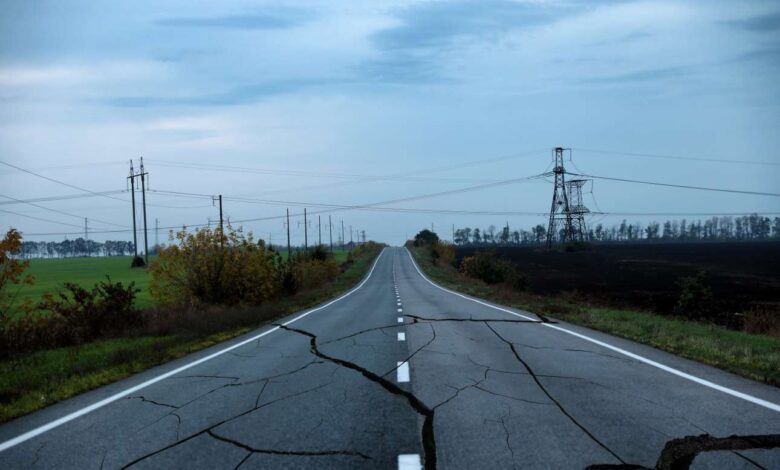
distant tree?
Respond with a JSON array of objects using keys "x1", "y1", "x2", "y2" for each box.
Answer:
[
  {"x1": 413, "y1": 229, "x2": 439, "y2": 247},
  {"x1": 499, "y1": 225, "x2": 510, "y2": 244}
]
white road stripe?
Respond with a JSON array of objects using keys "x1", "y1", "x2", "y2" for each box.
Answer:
[
  {"x1": 0, "y1": 249, "x2": 390, "y2": 453},
  {"x1": 397, "y1": 362, "x2": 410, "y2": 382},
  {"x1": 398, "y1": 332, "x2": 406, "y2": 341},
  {"x1": 404, "y1": 247, "x2": 780, "y2": 414},
  {"x1": 397, "y1": 317, "x2": 404, "y2": 323},
  {"x1": 397, "y1": 308, "x2": 403, "y2": 313},
  {"x1": 398, "y1": 454, "x2": 421, "y2": 470}
]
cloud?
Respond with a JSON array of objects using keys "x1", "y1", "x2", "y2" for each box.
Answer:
[
  {"x1": 728, "y1": 47, "x2": 780, "y2": 64},
  {"x1": 370, "y1": 0, "x2": 552, "y2": 51},
  {"x1": 155, "y1": 10, "x2": 310, "y2": 30},
  {"x1": 0, "y1": 61, "x2": 168, "y2": 87},
  {"x1": 359, "y1": 0, "x2": 556, "y2": 84},
  {"x1": 105, "y1": 78, "x2": 343, "y2": 108},
  {"x1": 586, "y1": 66, "x2": 690, "y2": 84},
  {"x1": 725, "y1": 11, "x2": 780, "y2": 31}
]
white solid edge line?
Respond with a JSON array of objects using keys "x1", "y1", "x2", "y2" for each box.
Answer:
[
  {"x1": 404, "y1": 247, "x2": 780, "y2": 413},
  {"x1": 398, "y1": 332, "x2": 406, "y2": 341},
  {"x1": 397, "y1": 361, "x2": 410, "y2": 382},
  {"x1": 398, "y1": 453, "x2": 422, "y2": 470},
  {"x1": 0, "y1": 249, "x2": 389, "y2": 453}
]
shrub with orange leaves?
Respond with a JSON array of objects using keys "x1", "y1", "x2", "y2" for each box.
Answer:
[
  {"x1": 149, "y1": 226, "x2": 280, "y2": 306},
  {"x1": 0, "y1": 228, "x2": 34, "y2": 317}
]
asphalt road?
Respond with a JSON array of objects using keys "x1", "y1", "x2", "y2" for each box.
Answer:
[{"x1": 1, "y1": 246, "x2": 779, "y2": 469}]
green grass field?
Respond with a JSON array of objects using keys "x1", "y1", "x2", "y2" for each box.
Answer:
[
  {"x1": 9, "y1": 256, "x2": 154, "y2": 312},
  {"x1": 7, "y1": 249, "x2": 353, "y2": 314}
]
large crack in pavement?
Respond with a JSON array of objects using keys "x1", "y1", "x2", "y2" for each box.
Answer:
[
  {"x1": 484, "y1": 322, "x2": 628, "y2": 466},
  {"x1": 277, "y1": 324, "x2": 439, "y2": 470},
  {"x1": 206, "y1": 430, "x2": 372, "y2": 468},
  {"x1": 132, "y1": 360, "x2": 324, "y2": 437},
  {"x1": 120, "y1": 377, "x2": 336, "y2": 469},
  {"x1": 586, "y1": 433, "x2": 780, "y2": 470}
]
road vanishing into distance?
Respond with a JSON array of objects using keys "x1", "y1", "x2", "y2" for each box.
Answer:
[{"x1": 1, "y1": 247, "x2": 779, "y2": 469}]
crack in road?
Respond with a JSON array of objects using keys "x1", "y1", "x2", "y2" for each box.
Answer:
[
  {"x1": 587, "y1": 433, "x2": 780, "y2": 470},
  {"x1": 499, "y1": 409, "x2": 519, "y2": 470},
  {"x1": 277, "y1": 324, "x2": 438, "y2": 470},
  {"x1": 120, "y1": 380, "x2": 335, "y2": 469},
  {"x1": 126, "y1": 396, "x2": 179, "y2": 409},
  {"x1": 485, "y1": 322, "x2": 627, "y2": 465},
  {"x1": 132, "y1": 360, "x2": 324, "y2": 437},
  {"x1": 206, "y1": 429, "x2": 372, "y2": 461}
]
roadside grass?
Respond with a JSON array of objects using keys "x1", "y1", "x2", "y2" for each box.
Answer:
[
  {"x1": 0, "y1": 246, "x2": 381, "y2": 423},
  {"x1": 6, "y1": 249, "x2": 351, "y2": 317},
  {"x1": 409, "y1": 246, "x2": 780, "y2": 387},
  {"x1": 7, "y1": 256, "x2": 155, "y2": 315}
]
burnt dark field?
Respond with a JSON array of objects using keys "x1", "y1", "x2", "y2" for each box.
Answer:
[{"x1": 455, "y1": 242, "x2": 780, "y2": 325}]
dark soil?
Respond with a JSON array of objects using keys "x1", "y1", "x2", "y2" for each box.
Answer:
[{"x1": 455, "y1": 242, "x2": 780, "y2": 318}]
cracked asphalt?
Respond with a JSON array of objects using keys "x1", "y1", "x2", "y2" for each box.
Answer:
[{"x1": 1, "y1": 246, "x2": 779, "y2": 469}]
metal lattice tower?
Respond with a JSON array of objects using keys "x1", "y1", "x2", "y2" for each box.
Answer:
[
  {"x1": 545, "y1": 147, "x2": 588, "y2": 247},
  {"x1": 546, "y1": 147, "x2": 572, "y2": 247},
  {"x1": 566, "y1": 179, "x2": 589, "y2": 242}
]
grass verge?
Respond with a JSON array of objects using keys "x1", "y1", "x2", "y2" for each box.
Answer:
[
  {"x1": 0, "y1": 246, "x2": 382, "y2": 423},
  {"x1": 408, "y1": 245, "x2": 780, "y2": 387}
]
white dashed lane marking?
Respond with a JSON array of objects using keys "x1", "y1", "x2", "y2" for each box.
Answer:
[
  {"x1": 396, "y1": 362, "x2": 410, "y2": 383},
  {"x1": 397, "y1": 332, "x2": 405, "y2": 341},
  {"x1": 398, "y1": 454, "x2": 421, "y2": 470},
  {"x1": 397, "y1": 317, "x2": 404, "y2": 323}
]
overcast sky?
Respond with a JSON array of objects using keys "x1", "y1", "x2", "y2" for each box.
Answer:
[{"x1": 1, "y1": 0, "x2": 779, "y2": 246}]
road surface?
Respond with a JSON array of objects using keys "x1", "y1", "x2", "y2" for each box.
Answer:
[{"x1": 1, "y1": 247, "x2": 779, "y2": 469}]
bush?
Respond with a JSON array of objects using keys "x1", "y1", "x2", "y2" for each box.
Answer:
[
  {"x1": 413, "y1": 229, "x2": 439, "y2": 247},
  {"x1": 674, "y1": 271, "x2": 714, "y2": 320},
  {"x1": 149, "y1": 226, "x2": 280, "y2": 306},
  {"x1": 0, "y1": 228, "x2": 34, "y2": 318},
  {"x1": 432, "y1": 242, "x2": 456, "y2": 267},
  {"x1": 38, "y1": 278, "x2": 141, "y2": 341},
  {"x1": 0, "y1": 278, "x2": 139, "y2": 357},
  {"x1": 743, "y1": 307, "x2": 780, "y2": 339},
  {"x1": 460, "y1": 250, "x2": 529, "y2": 291},
  {"x1": 291, "y1": 257, "x2": 340, "y2": 291}
]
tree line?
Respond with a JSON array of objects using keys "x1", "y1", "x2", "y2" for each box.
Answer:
[
  {"x1": 453, "y1": 214, "x2": 780, "y2": 245},
  {"x1": 18, "y1": 238, "x2": 139, "y2": 258}
]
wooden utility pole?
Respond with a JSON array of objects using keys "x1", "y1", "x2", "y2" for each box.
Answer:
[
  {"x1": 139, "y1": 157, "x2": 150, "y2": 265},
  {"x1": 128, "y1": 160, "x2": 138, "y2": 259},
  {"x1": 329, "y1": 215, "x2": 333, "y2": 252},
  {"x1": 286, "y1": 208, "x2": 291, "y2": 259}
]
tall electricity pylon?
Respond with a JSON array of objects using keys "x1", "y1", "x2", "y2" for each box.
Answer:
[{"x1": 546, "y1": 147, "x2": 574, "y2": 248}]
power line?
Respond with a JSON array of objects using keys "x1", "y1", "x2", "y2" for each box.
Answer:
[
  {"x1": 151, "y1": 161, "x2": 504, "y2": 184},
  {"x1": 0, "y1": 160, "x2": 128, "y2": 202},
  {"x1": 0, "y1": 160, "x2": 126, "y2": 176},
  {"x1": 0, "y1": 194, "x2": 129, "y2": 228},
  {"x1": 568, "y1": 172, "x2": 780, "y2": 197},
  {"x1": 0, "y1": 209, "x2": 85, "y2": 229},
  {"x1": 146, "y1": 148, "x2": 547, "y2": 197},
  {"x1": 572, "y1": 147, "x2": 780, "y2": 167},
  {"x1": 0, "y1": 190, "x2": 128, "y2": 206}
]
